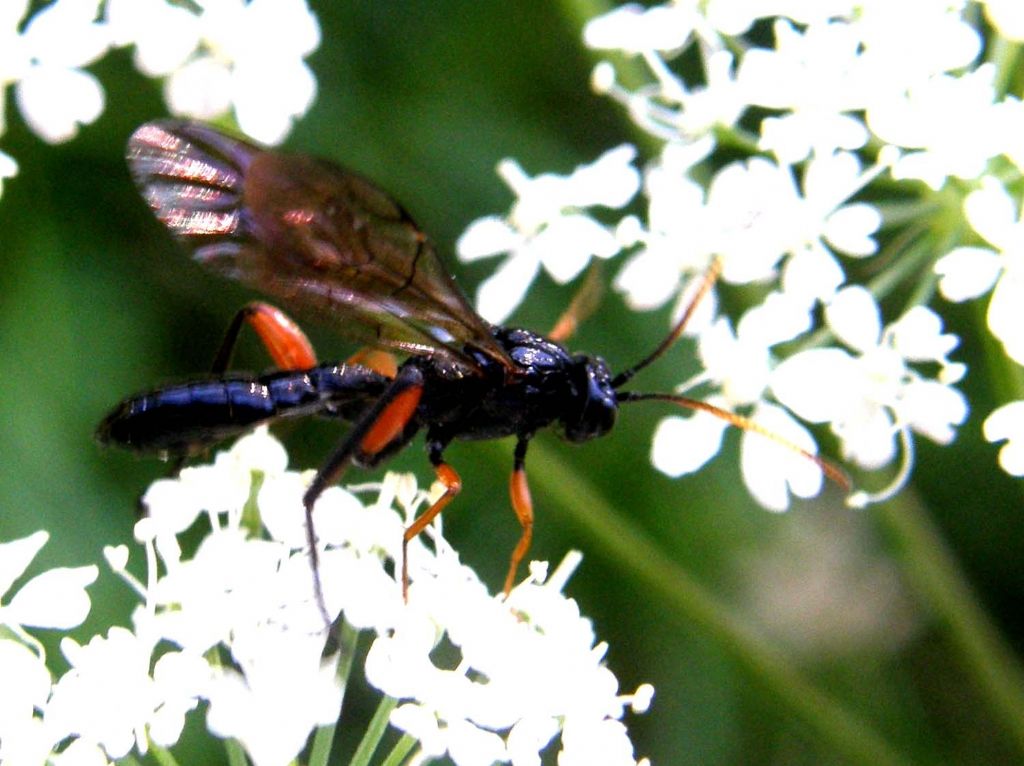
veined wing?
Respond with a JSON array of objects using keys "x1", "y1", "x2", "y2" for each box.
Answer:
[{"x1": 126, "y1": 120, "x2": 510, "y2": 370}]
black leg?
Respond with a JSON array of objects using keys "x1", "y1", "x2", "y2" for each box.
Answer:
[{"x1": 302, "y1": 363, "x2": 425, "y2": 626}]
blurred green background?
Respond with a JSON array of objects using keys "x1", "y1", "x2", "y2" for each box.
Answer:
[{"x1": 2, "y1": 2, "x2": 1024, "y2": 765}]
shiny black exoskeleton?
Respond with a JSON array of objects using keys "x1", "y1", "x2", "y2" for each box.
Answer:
[
  {"x1": 96, "y1": 363, "x2": 389, "y2": 457},
  {"x1": 97, "y1": 326, "x2": 618, "y2": 462}
]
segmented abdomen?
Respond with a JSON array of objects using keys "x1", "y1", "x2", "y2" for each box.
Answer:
[{"x1": 96, "y1": 364, "x2": 388, "y2": 456}]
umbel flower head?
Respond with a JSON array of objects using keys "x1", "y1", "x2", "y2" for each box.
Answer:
[
  {"x1": 453, "y1": 0, "x2": 1024, "y2": 508},
  {"x1": 3, "y1": 429, "x2": 651, "y2": 766}
]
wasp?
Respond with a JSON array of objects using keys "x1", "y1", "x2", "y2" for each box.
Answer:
[{"x1": 98, "y1": 122, "x2": 845, "y2": 612}]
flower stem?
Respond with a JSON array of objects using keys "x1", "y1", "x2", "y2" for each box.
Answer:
[
  {"x1": 310, "y1": 621, "x2": 362, "y2": 766},
  {"x1": 224, "y1": 738, "x2": 248, "y2": 766},
  {"x1": 147, "y1": 745, "x2": 180, "y2": 766},
  {"x1": 872, "y1": 483, "x2": 1024, "y2": 754},
  {"x1": 516, "y1": 440, "x2": 914, "y2": 766},
  {"x1": 379, "y1": 734, "x2": 418, "y2": 766},
  {"x1": 348, "y1": 695, "x2": 399, "y2": 766}
]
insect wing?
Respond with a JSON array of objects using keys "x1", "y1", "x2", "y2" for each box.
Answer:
[{"x1": 127, "y1": 121, "x2": 509, "y2": 369}]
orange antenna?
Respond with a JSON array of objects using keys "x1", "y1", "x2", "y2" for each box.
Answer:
[
  {"x1": 612, "y1": 257, "x2": 722, "y2": 389},
  {"x1": 618, "y1": 391, "x2": 851, "y2": 491}
]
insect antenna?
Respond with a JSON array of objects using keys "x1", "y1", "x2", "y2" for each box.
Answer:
[
  {"x1": 612, "y1": 257, "x2": 850, "y2": 492},
  {"x1": 617, "y1": 391, "x2": 851, "y2": 491},
  {"x1": 611, "y1": 257, "x2": 723, "y2": 389}
]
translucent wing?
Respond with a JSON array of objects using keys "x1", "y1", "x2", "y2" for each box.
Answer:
[{"x1": 127, "y1": 120, "x2": 510, "y2": 370}]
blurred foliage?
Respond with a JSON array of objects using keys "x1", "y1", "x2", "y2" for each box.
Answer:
[{"x1": 1, "y1": 2, "x2": 1023, "y2": 765}]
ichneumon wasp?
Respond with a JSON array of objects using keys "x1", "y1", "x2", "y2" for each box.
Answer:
[{"x1": 97, "y1": 121, "x2": 846, "y2": 617}]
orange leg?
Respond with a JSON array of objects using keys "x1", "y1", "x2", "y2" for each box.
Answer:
[
  {"x1": 212, "y1": 301, "x2": 317, "y2": 374},
  {"x1": 156, "y1": 303, "x2": 318, "y2": 483},
  {"x1": 401, "y1": 443, "x2": 460, "y2": 600},
  {"x1": 504, "y1": 436, "x2": 534, "y2": 595}
]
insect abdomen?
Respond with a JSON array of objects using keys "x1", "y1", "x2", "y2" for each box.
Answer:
[{"x1": 96, "y1": 364, "x2": 388, "y2": 457}]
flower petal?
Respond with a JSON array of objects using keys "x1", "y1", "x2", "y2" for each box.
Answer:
[
  {"x1": 934, "y1": 246, "x2": 1001, "y2": 302},
  {"x1": 6, "y1": 566, "x2": 98, "y2": 629},
  {"x1": 0, "y1": 531, "x2": 49, "y2": 600}
]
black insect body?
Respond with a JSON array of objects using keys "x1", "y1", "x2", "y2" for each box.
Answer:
[
  {"x1": 99, "y1": 121, "x2": 842, "y2": 614},
  {"x1": 97, "y1": 363, "x2": 390, "y2": 457}
]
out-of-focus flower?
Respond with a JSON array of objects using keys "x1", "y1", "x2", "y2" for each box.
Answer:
[
  {"x1": 0, "y1": 531, "x2": 97, "y2": 635},
  {"x1": 935, "y1": 176, "x2": 1024, "y2": 366},
  {"x1": 457, "y1": 146, "x2": 640, "y2": 323},
  {"x1": 984, "y1": 401, "x2": 1024, "y2": 476},
  {"x1": 867, "y1": 66, "x2": 1001, "y2": 190},
  {"x1": 46, "y1": 627, "x2": 208, "y2": 759},
  {"x1": 2, "y1": 0, "x2": 109, "y2": 143},
  {"x1": 0, "y1": 531, "x2": 98, "y2": 764},
  {"x1": 106, "y1": 0, "x2": 320, "y2": 145}
]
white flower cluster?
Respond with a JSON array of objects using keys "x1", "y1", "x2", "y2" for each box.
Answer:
[
  {"x1": 0, "y1": 430, "x2": 650, "y2": 766},
  {"x1": 0, "y1": 0, "x2": 319, "y2": 200},
  {"x1": 459, "y1": 0, "x2": 1024, "y2": 504}
]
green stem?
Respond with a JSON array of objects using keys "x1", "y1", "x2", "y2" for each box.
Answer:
[
  {"x1": 147, "y1": 745, "x2": 181, "y2": 766},
  {"x1": 309, "y1": 622, "x2": 362, "y2": 766},
  {"x1": 871, "y1": 488, "x2": 1024, "y2": 754},
  {"x1": 379, "y1": 734, "x2": 418, "y2": 766},
  {"x1": 348, "y1": 696, "x2": 399, "y2": 766},
  {"x1": 515, "y1": 440, "x2": 914, "y2": 766},
  {"x1": 224, "y1": 738, "x2": 249, "y2": 766},
  {"x1": 987, "y1": 36, "x2": 1024, "y2": 98}
]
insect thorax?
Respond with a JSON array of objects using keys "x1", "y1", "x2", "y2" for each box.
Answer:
[{"x1": 416, "y1": 327, "x2": 618, "y2": 444}]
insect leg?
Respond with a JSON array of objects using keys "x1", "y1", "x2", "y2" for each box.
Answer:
[
  {"x1": 504, "y1": 435, "x2": 534, "y2": 596},
  {"x1": 153, "y1": 303, "x2": 318, "y2": 483},
  {"x1": 401, "y1": 439, "x2": 460, "y2": 601},
  {"x1": 302, "y1": 364, "x2": 425, "y2": 624},
  {"x1": 211, "y1": 301, "x2": 317, "y2": 374}
]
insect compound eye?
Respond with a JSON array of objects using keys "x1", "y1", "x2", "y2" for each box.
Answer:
[{"x1": 561, "y1": 357, "x2": 618, "y2": 443}]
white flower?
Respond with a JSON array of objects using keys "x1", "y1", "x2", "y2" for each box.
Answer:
[
  {"x1": 365, "y1": 553, "x2": 651, "y2": 766},
  {"x1": 737, "y1": 19, "x2": 871, "y2": 163},
  {"x1": 0, "y1": 638, "x2": 55, "y2": 765},
  {"x1": 771, "y1": 287, "x2": 967, "y2": 481},
  {"x1": 205, "y1": 649, "x2": 342, "y2": 766},
  {"x1": 0, "y1": 531, "x2": 97, "y2": 633},
  {"x1": 649, "y1": 289, "x2": 824, "y2": 511},
  {"x1": 58, "y1": 429, "x2": 649, "y2": 765},
  {"x1": 779, "y1": 151, "x2": 883, "y2": 305},
  {"x1": 867, "y1": 66, "x2": 1000, "y2": 189},
  {"x1": 613, "y1": 141, "x2": 717, "y2": 312},
  {"x1": 46, "y1": 626, "x2": 208, "y2": 759},
  {"x1": 0, "y1": 533, "x2": 97, "y2": 764},
  {"x1": 583, "y1": 3, "x2": 699, "y2": 54},
  {"x1": 935, "y1": 176, "x2": 1024, "y2": 366},
  {"x1": 457, "y1": 146, "x2": 639, "y2": 323},
  {"x1": 105, "y1": 0, "x2": 201, "y2": 76},
  {"x1": 588, "y1": 16, "x2": 745, "y2": 142},
  {"x1": 107, "y1": 0, "x2": 321, "y2": 145},
  {"x1": 5, "y1": 0, "x2": 109, "y2": 143},
  {"x1": 853, "y1": 1, "x2": 980, "y2": 87},
  {"x1": 983, "y1": 401, "x2": 1024, "y2": 476}
]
